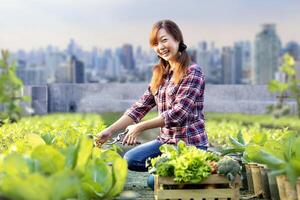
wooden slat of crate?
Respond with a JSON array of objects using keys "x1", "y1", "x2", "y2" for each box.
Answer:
[
  {"x1": 158, "y1": 174, "x2": 230, "y2": 185},
  {"x1": 156, "y1": 188, "x2": 234, "y2": 199},
  {"x1": 297, "y1": 177, "x2": 300, "y2": 200},
  {"x1": 154, "y1": 174, "x2": 240, "y2": 200}
]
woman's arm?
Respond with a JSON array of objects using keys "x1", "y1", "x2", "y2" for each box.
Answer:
[
  {"x1": 122, "y1": 115, "x2": 165, "y2": 145},
  {"x1": 109, "y1": 114, "x2": 135, "y2": 133},
  {"x1": 95, "y1": 114, "x2": 135, "y2": 146},
  {"x1": 96, "y1": 86, "x2": 156, "y2": 146},
  {"x1": 137, "y1": 115, "x2": 165, "y2": 131}
]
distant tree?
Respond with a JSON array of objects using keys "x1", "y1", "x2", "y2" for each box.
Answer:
[
  {"x1": 0, "y1": 50, "x2": 30, "y2": 124},
  {"x1": 267, "y1": 53, "x2": 300, "y2": 118}
]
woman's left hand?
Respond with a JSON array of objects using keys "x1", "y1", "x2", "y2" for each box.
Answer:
[{"x1": 122, "y1": 124, "x2": 142, "y2": 145}]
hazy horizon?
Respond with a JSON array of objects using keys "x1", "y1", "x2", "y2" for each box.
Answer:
[{"x1": 1, "y1": 0, "x2": 299, "y2": 52}]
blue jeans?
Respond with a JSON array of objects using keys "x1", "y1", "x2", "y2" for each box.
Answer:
[
  {"x1": 123, "y1": 139, "x2": 207, "y2": 190},
  {"x1": 123, "y1": 139, "x2": 163, "y2": 172}
]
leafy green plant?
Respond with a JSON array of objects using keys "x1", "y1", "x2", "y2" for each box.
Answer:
[
  {"x1": 245, "y1": 135, "x2": 300, "y2": 187},
  {"x1": 0, "y1": 113, "x2": 106, "y2": 154},
  {"x1": 0, "y1": 135, "x2": 128, "y2": 200},
  {"x1": 0, "y1": 50, "x2": 30, "y2": 124},
  {"x1": 218, "y1": 129, "x2": 295, "y2": 163},
  {"x1": 147, "y1": 140, "x2": 220, "y2": 183},
  {"x1": 267, "y1": 53, "x2": 300, "y2": 118}
]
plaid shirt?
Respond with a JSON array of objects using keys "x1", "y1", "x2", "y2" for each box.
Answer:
[{"x1": 125, "y1": 64, "x2": 208, "y2": 147}]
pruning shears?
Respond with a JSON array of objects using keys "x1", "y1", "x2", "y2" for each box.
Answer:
[{"x1": 106, "y1": 130, "x2": 128, "y2": 145}]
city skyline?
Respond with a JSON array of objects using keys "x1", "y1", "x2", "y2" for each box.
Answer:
[{"x1": 1, "y1": 0, "x2": 300, "y2": 51}]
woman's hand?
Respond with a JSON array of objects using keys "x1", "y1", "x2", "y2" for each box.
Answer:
[
  {"x1": 95, "y1": 128, "x2": 113, "y2": 147},
  {"x1": 122, "y1": 124, "x2": 142, "y2": 145}
]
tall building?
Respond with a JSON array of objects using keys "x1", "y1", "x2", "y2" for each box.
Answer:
[
  {"x1": 196, "y1": 42, "x2": 223, "y2": 84},
  {"x1": 71, "y1": 56, "x2": 85, "y2": 83},
  {"x1": 55, "y1": 57, "x2": 72, "y2": 83},
  {"x1": 221, "y1": 47, "x2": 235, "y2": 84},
  {"x1": 197, "y1": 42, "x2": 213, "y2": 81},
  {"x1": 67, "y1": 39, "x2": 77, "y2": 56},
  {"x1": 45, "y1": 52, "x2": 65, "y2": 83},
  {"x1": 255, "y1": 24, "x2": 281, "y2": 84},
  {"x1": 121, "y1": 44, "x2": 135, "y2": 70},
  {"x1": 234, "y1": 41, "x2": 252, "y2": 84}
]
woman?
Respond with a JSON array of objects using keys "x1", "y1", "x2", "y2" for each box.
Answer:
[{"x1": 95, "y1": 19, "x2": 208, "y2": 181}]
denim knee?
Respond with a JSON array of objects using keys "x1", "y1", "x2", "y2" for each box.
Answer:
[{"x1": 123, "y1": 151, "x2": 148, "y2": 172}]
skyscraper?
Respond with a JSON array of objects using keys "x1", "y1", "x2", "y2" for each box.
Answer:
[
  {"x1": 121, "y1": 44, "x2": 135, "y2": 70},
  {"x1": 221, "y1": 47, "x2": 235, "y2": 84},
  {"x1": 197, "y1": 42, "x2": 212, "y2": 82},
  {"x1": 234, "y1": 41, "x2": 252, "y2": 84},
  {"x1": 71, "y1": 56, "x2": 85, "y2": 83},
  {"x1": 255, "y1": 24, "x2": 281, "y2": 84}
]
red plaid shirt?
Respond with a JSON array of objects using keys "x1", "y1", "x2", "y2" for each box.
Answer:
[{"x1": 125, "y1": 64, "x2": 208, "y2": 147}]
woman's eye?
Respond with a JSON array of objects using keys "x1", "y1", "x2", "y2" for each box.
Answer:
[{"x1": 162, "y1": 39, "x2": 167, "y2": 42}]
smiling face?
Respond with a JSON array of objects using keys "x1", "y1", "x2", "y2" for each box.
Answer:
[{"x1": 153, "y1": 28, "x2": 180, "y2": 63}]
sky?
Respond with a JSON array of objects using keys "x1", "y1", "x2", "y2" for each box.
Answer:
[{"x1": 0, "y1": 0, "x2": 299, "y2": 52}]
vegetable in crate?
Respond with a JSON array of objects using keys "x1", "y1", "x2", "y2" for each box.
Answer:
[{"x1": 147, "y1": 140, "x2": 220, "y2": 183}]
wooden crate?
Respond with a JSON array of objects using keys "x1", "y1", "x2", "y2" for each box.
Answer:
[
  {"x1": 154, "y1": 174, "x2": 241, "y2": 200},
  {"x1": 276, "y1": 175, "x2": 298, "y2": 200}
]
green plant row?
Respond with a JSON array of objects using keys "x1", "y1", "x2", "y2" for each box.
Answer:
[
  {"x1": 205, "y1": 120, "x2": 294, "y2": 147},
  {"x1": 0, "y1": 113, "x2": 106, "y2": 153},
  {"x1": 0, "y1": 113, "x2": 128, "y2": 200},
  {"x1": 0, "y1": 135, "x2": 127, "y2": 200},
  {"x1": 1, "y1": 112, "x2": 289, "y2": 154},
  {"x1": 206, "y1": 112, "x2": 300, "y2": 130}
]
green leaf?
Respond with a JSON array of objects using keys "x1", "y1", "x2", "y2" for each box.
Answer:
[
  {"x1": 0, "y1": 153, "x2": 31, "y2": 176},
  {"x1": 292, "y1": 137, "x2": 300, "y2": 158},
  {"x1": 229, "y1": 135, "x2": 245, "y2": 147},
  {"x1": 31, "y1": 145, "x2": 65, "y2": 175},
  {"x1": 41, "y1": 133, "x2": 56, "y2": 145},
  {"x1": 50, "y1": 169, "x2": 81, "y2": 200},
  {"x1": 220, "y1": 147, "x2": 245, "y2": 155},
  {"x1": 75, "y1": 135, "x2": 93, "y2": 172},
  {"x1": 0, "y1": 173, "x2": 51, "y2": 200},
  {"x1": 286, "y1": 160, "x2": 300, "y2": 187},
  {"x1": 61, "y1": 145, "x2": 78, "y2": 169},
  {"x1": 283, "y1": 53, "x2": 296, "y2": 66},
  {"x1": 250, "y1": 132, "x2": 267, "y2": 145},
  {"x1": 159, "y1": 144, "x2": 177, "y2": 157},
  {"x1": 104, "y1": 157, "x2": 128, "y2": 198},
  {"x1": 81, "y1": 159, "x2": 113, "y2": 198},
  {"x1": 267, "y1": 80, "x2": 289, "y2": 93},
  {"x1": 246, "y1": 145, "x2": 285, "y2": 169},
  {"x1": 25, "y1": 157, "x2": 40, "y2": 173},
  {"x1": 25, "y1": 133, "x2": 46, "y2": 148},
  {"x1": 281, "y1": 64, "x2": 296, "y2": 76},
  {"x1": 237, "y1": 130, "x2": 246, "y2": 145},
  {"x1": 177, "y1": 140, "x2": 186, "y2": 153}
]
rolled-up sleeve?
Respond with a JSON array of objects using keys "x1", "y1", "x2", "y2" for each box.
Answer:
[
  {"x1": 161, "y1": 69, "x2": 204, "y2": 127},
  {"x1": 125, "y1": 86, "x2": 156, "y2": 123}
]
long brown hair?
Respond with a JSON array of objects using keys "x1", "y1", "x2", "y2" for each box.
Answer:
[{"x1": 149, "y1": 20, "x2": 190, "y2": 94}]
